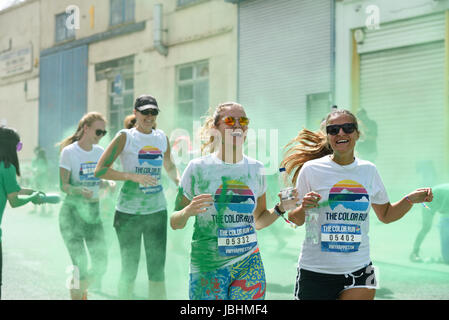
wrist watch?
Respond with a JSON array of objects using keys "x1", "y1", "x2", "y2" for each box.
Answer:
[{"x1": 274, "y1": 203, "x2": 286, "y2": 216}]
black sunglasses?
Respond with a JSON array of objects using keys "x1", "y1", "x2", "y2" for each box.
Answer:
[
  {"x1": 138, "y1": 109, "x2": 159, "y2": 116},
  {"x1": 96, "y1": 129, "x2": 107, "y2": 137},
  {"x1": 326, "y1": 123, "x2": 357, "y2": 135}
]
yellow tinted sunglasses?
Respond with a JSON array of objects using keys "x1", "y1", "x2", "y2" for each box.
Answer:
[{"x1": 221, "y1": 116, "x2": 250, "y2": 127}]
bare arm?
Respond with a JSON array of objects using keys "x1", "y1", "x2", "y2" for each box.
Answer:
[
  {"x1": 372, "y1": 188, "x2": 433, "y2": 224},
  {"x1": 59, "y1": 167, "x2": 93, "y2": 199},
  {"x1": 163, "y1": 136, "x2": 180, "y2": 186},
  {"x1": 170, "y1": 190, "x2": 213, "y2": 230},
  {"x1": 94, "y1": 133, "x2": 156, "y2": 186},
  {"x1": 253, "y1": 193, "x2": 279, "y2": 230},
  {"x1": 288, "y1": 191, "x2": 321, "y2": 227},
  {"x1": 7, "y1": 190, "x2": 40, "y2": 208}
]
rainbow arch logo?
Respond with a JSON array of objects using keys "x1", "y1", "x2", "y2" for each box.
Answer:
[
  {"x1": 328, "y1": 180, "x2": 370, "y2": 212},
  {"x1": 138, "y1": 146, "x2": 162, "y2": 166},
  {"x1": 214, "y1": 180, "x2": 255, "y2": 214}
]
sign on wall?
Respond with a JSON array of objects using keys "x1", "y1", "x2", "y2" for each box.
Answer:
[{"x1": 0, "y1": 45, "x2": 33, "y2": 78}]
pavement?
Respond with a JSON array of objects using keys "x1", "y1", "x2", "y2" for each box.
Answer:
[{"x1": 1, "y1": 201, "x2": 448, "y2": 300}]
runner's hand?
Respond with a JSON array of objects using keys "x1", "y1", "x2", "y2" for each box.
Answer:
[
  {"x1": 301, "y1": 192, "x2": 321, "y2": 209},
  {"x1": 407, "y1": 188, "x2": 433, "y2": 203},
  {"x1": 184, "y1": 194, "x2": 214, "y2": 217},
  {"x1": 278, "y1": 188, "x2": 299, "y2": 212},
  {"x1": 131, "y1": 174, "x2": 158, "y2": 187},
  {"x1": 31, "y1": 191, "x2": 44, "y2": 205},
  {"x1": 81, "y1": 187, "x2": 93, "y2": 199}
]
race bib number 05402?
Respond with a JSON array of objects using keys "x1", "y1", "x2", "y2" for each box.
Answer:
[{"x1": 321, "y1": 223, "x2": 362, "y2": 253}]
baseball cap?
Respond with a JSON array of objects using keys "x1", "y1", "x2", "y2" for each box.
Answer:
[{"x1": 134, "y1": 95, "x2": 159, "y2": 112}]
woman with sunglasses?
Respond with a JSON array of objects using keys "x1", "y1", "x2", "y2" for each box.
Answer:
[
  {"x1": 281, "y1": 108, "x2": 433, "y2": 300},
  {"x1": 170, "y1": 102, "x2": 295, "y2": 300},
  {"x1": 58, "y1": 112, "x2": 110, "y2": 300},
  {"x1": 0, "y1": 126, "x2": 44, "y2": 299},
  {"x1": 95, "y1": 94, "x2": 180, "y2": 300}
]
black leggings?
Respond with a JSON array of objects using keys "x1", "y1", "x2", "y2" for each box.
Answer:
[
  {"x1": 59, "y1": 200, "x2": 108, "y2": 282},
  {"x1": 113, "y1": 210, "x2": 167, "y2": 286}
]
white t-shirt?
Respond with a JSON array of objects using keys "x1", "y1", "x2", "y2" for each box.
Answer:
[
  {"x1": 59, "y1": 142, "x2": 104, "y2": 201},
  {"x1": 295, "y1": 155, "x2": 389, "y2": 274},
  {"x1": 116, "y1": 127, "x2": 167, "y2": 215},
  {"x1": 180, "y1": 153, "x2": 267, "y2": 273}
]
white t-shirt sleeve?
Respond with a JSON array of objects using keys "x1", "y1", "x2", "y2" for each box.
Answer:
[
  {"x1": 295, "y1": 165, "x2": 312, "y2": 205},
  {"x1": 370, "y1": 167, "x2": 389, "y2": 204},
  {"x1": 180, "y1": 161, "x2": 195, "y2": 200},
  {"x1": 59, "y1": 147, "x2": 72, "y2": 171}
]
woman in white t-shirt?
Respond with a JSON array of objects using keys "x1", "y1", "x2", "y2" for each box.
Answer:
[
  {"x1": 282, "y1": 108, "x2": 433, "y2": 300},
  {"x1": 170, "y1": 102, "x2": 296, "y2": 300},
  {"x1": 95, "y1": 95, "x2": 180, "y2": 300},
  {"x1": 58, "y1": 112, "x2": 111, "y2": 300}
]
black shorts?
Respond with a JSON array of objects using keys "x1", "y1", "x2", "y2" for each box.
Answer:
[{"x1": 294, "y1": 262, "x2": 377, "y2": 300}]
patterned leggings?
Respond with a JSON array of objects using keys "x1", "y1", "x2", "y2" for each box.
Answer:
[{"x1": 189, "y1": 249, "x2": 266, "y2": 300}]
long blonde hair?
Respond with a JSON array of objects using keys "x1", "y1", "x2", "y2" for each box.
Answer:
[
  {"x1": 199, "y1": 102, "x2": 243, "y2": 154},
  {"x1": 281, "y1": 109, "x2": 359, "y2": 185},
  {"x1": 58, "y1": 112, "x2": 106, "y2": 152}
]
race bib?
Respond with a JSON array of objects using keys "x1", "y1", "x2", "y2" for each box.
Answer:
[
  {"x1": 321, "y1": 223, "x2": 362, "y2": 253},
  {"x1": 79, "y1": 162, "x2": 100, "y2": 198},
  {"x1": 217, "y1": 226, "x2": 257, "y2": 257},
  {"x1": 137, "y1": 146, "x2": 163, "y2": 194}
]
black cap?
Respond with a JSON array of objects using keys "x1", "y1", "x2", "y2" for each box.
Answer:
[{"x1": 134, "y1": 95, "x2": 159, "y2": 112}]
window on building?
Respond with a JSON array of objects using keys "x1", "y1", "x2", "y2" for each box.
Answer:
[
  {"x1": 176, "y1": 60, "x2": 209, "y2": 132},
  {"x1": 55, "y1": 12, "x2": 75, "y2": 43},
  {"x1": 110, "y1": 0, "x2": 135, "y2": 26},
  {"x1": 177, "y1": 0, "x2": 205, "y2": 8},
  {"x1": 109, "y1": 76, "x2": 134, "y2": 135}
]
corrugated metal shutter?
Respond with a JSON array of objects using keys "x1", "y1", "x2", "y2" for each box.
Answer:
[
  {"x1": 39, "y1": 45, "x2": 88, "y2": 170},
  {"x1": 238, "y1": 0, "x2": 332, "y2": 151},
  {"x1": 357, "y1": 12, "x2": 445, "y2": 54},
  {"x1": 359, "y1": 39, "x2": 445, "y2": 193}
]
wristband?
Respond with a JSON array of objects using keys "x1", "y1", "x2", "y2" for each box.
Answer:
[
  {"x1": 405, "y1": 196, "x2": 413, "y2": 205},
  {"x1": 274, "y1": 203, "x2": 286, "y2": 216}
]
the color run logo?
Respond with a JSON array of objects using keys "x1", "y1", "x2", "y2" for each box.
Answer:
[
  {"x1": 214, "y1": 180, "x2": 256, "y2": 215},
  {"x1": 138, "y1": 146, "x2": 163, "y2": 166},
  {"x1": 137, "y1": 146, "x2": 163, "y2": 194},
  {"x1": 329, "y1": 180, "x2": 370, "y2": 212}
]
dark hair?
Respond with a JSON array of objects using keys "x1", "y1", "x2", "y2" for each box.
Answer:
[
  {"x1": 0, "y1": 126, "x2": 21, "y2": 176},
  {"x1": 281, "y1": 109, "x2": 359, "y2": 185}
]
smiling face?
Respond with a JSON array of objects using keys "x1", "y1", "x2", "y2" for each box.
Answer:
[
  {"x1": 84, "y1": 120, "x2": 106, "y2": 145},
  {"x1": 326, "y1": 113, "x2": 359, "y2": 158},
  {"x1": 134, "y1": 109, "x2": 157, "y2": 132}
]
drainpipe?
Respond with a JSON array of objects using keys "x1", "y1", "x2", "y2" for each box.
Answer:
[
  {"x1": 153, "y1": 3, "x2": 168, "y2": 56},
  {"x1": 330, "y1": 0, "x2": 336, "y2": 105}
]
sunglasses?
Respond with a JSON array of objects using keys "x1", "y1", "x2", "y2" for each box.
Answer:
[
  {"x1": 16, "y1": 141, "x2": 23, "y2": 152},
  {"x1": 326, "y1": 123, "x2": 357, "y2": 135},
  {"x1": 222, "y1": 116, "x2": 250, "y2": 127},
  {"x1": 138, "y1": 109, "x2": 159, "y2": 116},
  {"x1": 95, "y1": 129, "x2": 107, "y2": 137}
]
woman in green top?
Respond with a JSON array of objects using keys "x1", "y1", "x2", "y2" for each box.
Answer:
[{"x1": 0, "y1": 126, "x2": 43, "y2": 299}]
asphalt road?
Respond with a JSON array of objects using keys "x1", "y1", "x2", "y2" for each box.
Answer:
[{"x1": 1, "y1": 202, "x2": 449, "y2": 300}]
